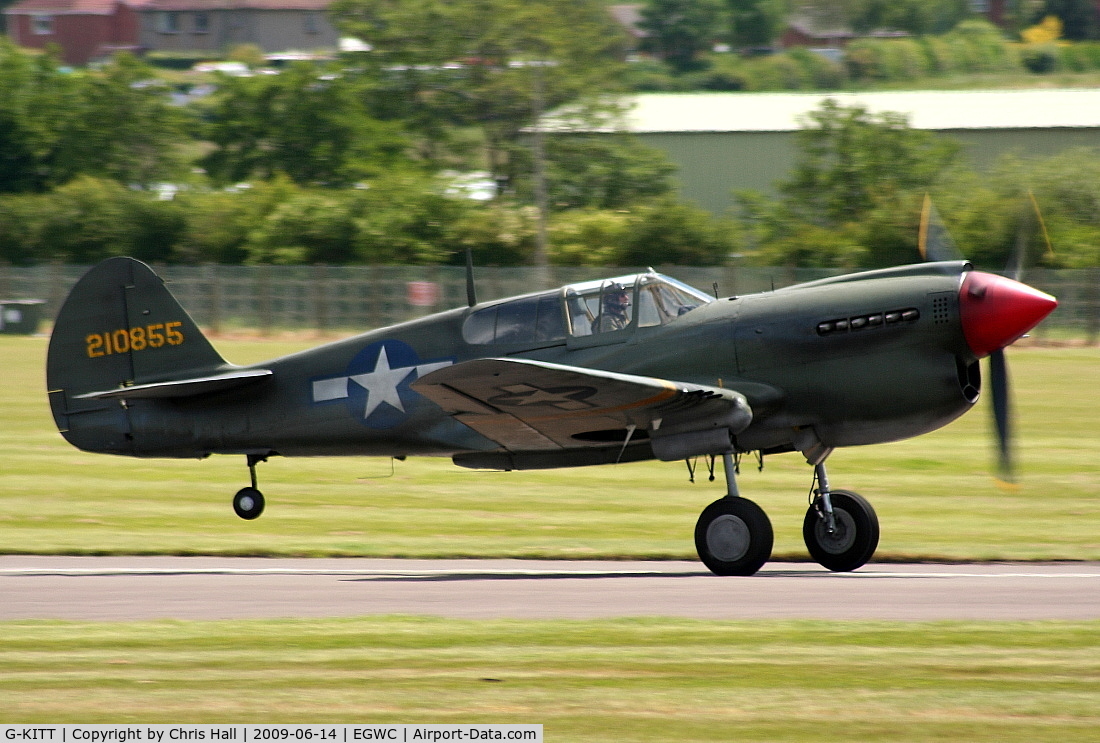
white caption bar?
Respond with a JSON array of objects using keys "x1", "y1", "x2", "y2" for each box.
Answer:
[{"x1": 1, "y1": 726, "x2": 542, "y2": 743}]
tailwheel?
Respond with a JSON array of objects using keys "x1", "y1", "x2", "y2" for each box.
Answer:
[
  {"x1": 695, "y1": 497, "x2": 773, "y2": 576},
  {"x1": 233, "y1": 452, "x2": 268, "y2": 520},
  {"x1": 803, "y1": 489, "x2": 878, "y2": 572},
  {"x1": 233, "y1": 486, "x2": 265, "y2": 520}
]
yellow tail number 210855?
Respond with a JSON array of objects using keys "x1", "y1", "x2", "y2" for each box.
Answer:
[{"x1": 86, "y1": 321, "x2": 184, "y2": 358}]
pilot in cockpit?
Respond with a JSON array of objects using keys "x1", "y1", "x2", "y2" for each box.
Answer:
[{"x1": 594, "y1": 283, "x2": 631, "y2": 332}]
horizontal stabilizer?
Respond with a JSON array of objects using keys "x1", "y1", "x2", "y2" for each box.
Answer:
[{"x1": 76, "y1": 368, "x2": 273, "y2": 401}]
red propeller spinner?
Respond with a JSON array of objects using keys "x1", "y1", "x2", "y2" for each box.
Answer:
[{"x1": 959, "y1": 271, "x2": 1058, "y2": 359}]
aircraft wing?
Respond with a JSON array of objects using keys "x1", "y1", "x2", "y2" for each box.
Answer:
[{"x1": 412, "y1": 358, "x2": 751, "y2": 452}]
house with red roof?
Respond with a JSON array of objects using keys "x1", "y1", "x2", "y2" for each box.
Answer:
[
  {"x1": 5, "y1": 0, "x2": 339, "y2": 65},
  {"x1": 4, "y1": 0, "x2": 150, "y2": 65}
]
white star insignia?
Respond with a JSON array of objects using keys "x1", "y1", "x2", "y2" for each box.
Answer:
[
  {"x1": 349, "y1": 346, "x2": 413, "y2": 418},
  {"x1": 311, "y1": 348, "x2": 453, "y2": 420}
]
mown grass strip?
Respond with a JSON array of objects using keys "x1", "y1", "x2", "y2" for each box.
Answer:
[{"x1": 1, "y1": 617, "x2": 1098, "y2": 742}]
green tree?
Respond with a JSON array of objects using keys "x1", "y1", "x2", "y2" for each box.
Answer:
[
  {"x1": 242, "y1": 173, "x2": 471, "y2": 265},
  {"x1": 331, "y1": 0, "x2": 629, "y2": 185},
  {"x1": 780, "y1": 100, "x2": 959, "y2": 226},
  {"x1": 0, "y1": 41, "x2": 79, "y2": 193},
  {"x1": 727, "y1": 0, "x2": 787, "y2": 49},
  {"x1": 737, "y1": 101, "x2": 961, "y2": 267},
  {"x1": 352, "y1": 174, "x2": 466, "y2": 264},
  {"x1": 34, "y1": 177, "x2": 186, "y2": 264},
  {"x1": 174, "y1": 178, "x2": 303, "y2": 264},
  {"x1": 244, "y1": 190, "x2": 363, "y2": 264},
  {"x1": 743, "y1": 140, "x2": 1100, "y2": 270},
  {"x1": 446, "y1": 203, "x2": 537, "y2": 266},
  {"x1": 841, "y1": 0, "x2": 973, "y2": 35},
  {"x1": 549, "y1": 208, "x2": 630, "y2": 265},
  {"x1": 639, "y1": 0, "x2": 726, "y2": 72},
  {"x1": 510, "y1": 134, "x2": 677, "y2": 211},
  {"x1": 201, "y1": 63, "x2": 412, "y2": 187},
  {"x1": 62, "y1": 54, "x2": 190, "y2": 187},
  {"x1": 0, "y1": 193, "x2": 47, "y2": 264},
  {"x1": 980, "y1": 149, "x2": 1100, "y2": 268},
  {"x1": 617, "y1": 197, "x2": 740, "y2": 265},
  {"x1": 0, "y1": 45, "x2": 188, "y2": 193}
]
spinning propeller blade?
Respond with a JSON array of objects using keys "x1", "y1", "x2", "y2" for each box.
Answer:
[
  {"x1": 920, "y1": 196, "x2": 1057, "y2": 481},
  {"x1": 1009, "y1": 191, "x2": 1056, "y2": 282},
  {"x1": 959, "y1": 270, "x2": 1057, "y2": 483},
  {"x1": 989, "y1": 348, "x2": 1013, "y2": 483},
  {"x1": 992, "y1": 192, "x2": 1056, "y2": 483},
  {"x1": 918, "y1": 195, "x2": 963, "y2": 262}
]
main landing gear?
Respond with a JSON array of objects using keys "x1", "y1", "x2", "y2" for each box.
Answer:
[
  {"x1": 694, "y1": 453, "x2": 773, "y2": 576},
  {"x1": 802, "y1": 463, "x2": 879, "y2": 573},
  {"x1": 694, "y1": 455, "x2": 879, "y2": 576},
  {"x1": 232, "y1": 453, "x2": 267, "y2": 520}
]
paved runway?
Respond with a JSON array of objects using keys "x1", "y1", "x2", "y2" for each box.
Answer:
[{"x1": 3, "y1": 557, "x2": 1099, "y2": 621}]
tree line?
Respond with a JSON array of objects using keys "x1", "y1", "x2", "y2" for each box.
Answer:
[
  {"x1": 635, "y1": 0, "x2": 1100, "y2": 79},
  {"x1": 1, "y1": 0, "x2": 1100, "y2": 271},
  {"x1": 632, "y1": 15, "x2": 1100, "y2": 90}
]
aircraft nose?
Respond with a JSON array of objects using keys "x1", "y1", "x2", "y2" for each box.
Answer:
[{"x1": 959, "y1": 271, "x2": 1058, "y2": 358}]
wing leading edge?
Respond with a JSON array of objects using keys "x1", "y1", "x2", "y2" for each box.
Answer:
[{"x1": 413, "y1": 358, "x2": 754, "y2": 466}]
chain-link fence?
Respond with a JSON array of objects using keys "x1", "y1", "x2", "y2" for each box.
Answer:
[{"x1": 2, "y1": 262, "x2": 1096, "y2": 342}]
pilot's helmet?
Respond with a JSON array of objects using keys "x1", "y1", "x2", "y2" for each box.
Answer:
[{"x1": 604, "y1": 282, "x2": 630, "y2": 312}]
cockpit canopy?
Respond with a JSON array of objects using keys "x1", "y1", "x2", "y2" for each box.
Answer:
[{"x1": 462, "y1": 271, "x2": 713, "y2": 346}]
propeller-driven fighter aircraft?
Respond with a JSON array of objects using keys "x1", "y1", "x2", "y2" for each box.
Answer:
[{"x1": 47, "y1": 255, "x2": 1057, "y2": 575}]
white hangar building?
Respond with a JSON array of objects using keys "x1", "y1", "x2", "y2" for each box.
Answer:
[{"x1": 573, "y1": 89, "x2": 1100, "y2": 215}]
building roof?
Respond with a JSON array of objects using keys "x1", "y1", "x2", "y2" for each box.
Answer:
[
  {"x1": 4, "y1": 0, "x2": 151, "y2": 15},
  {"x1": 588, "y1": 89, "x2": 1100, "y2": 134},
  {"x1": 5, "y1": 0, "x2": 328, "y2": 13},
  {"x1": 140, "y1": 0, "x2": 329, "y2": 9}
]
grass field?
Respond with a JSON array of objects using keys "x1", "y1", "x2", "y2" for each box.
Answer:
[
  {"x1": 3, "y1": 334, "x2": 1100, "y2": 738},
  {"x1": 3, "y1": 334, "x2": 1098, "y2": 562},
  {"x1": 2, "y1": 617, "x2": 1099, "y2": 741}
]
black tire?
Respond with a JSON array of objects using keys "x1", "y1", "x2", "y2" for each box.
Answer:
[
  {"x1": 694, "y1": 497, "x2": 773, "y2": 576},
  {"x1": 803, "y1": 489, "x2": 879, "y2": 572},
  {"x1": 233, "y1": 486, "x2": 265, "y2": 520}
]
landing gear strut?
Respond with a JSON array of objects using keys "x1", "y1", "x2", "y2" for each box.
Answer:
[
  {"x1": 693, "y1": 452, "x2": 880, "y2": 575},
  {"x1": 694, "y1": 453, "x2": 773, "y2": 576},
  {"x1": 232, "y1": 454, "x2": 267, "y2": 520},
  {"x1": 802, "y1": 461, "x2": 879, "y2": 572}
]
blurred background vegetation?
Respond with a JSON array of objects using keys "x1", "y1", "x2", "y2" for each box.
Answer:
[{"x1": 2, "y1": 0, "x2": 1100, "y2": 271}]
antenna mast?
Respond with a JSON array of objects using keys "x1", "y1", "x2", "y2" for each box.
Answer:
[{"x1": 465, "y1": 248, "x2": 477, "y2": 307}]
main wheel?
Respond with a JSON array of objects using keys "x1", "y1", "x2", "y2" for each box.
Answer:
[
  {"x1": 233, "y1": 486, "x2": 265, "y2": 520},
  {"x1": 803, "y1": 489, "x2": 878, "y2": 572},
  {"x1": 695, "y1": 497, "x2": 774, "y2": 576}
]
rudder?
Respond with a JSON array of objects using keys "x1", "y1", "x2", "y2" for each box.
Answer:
[{"x1": 47, "y1": 257, "x2": 227, "y2": 453}]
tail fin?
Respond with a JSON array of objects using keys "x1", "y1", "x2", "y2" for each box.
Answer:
[{"x1": 47, "y1": 257, "x2": 227, "y2": 453}]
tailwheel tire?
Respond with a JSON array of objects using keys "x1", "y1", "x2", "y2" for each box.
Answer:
[
  {"x1": 695, "y1": 497, "x2": 773, "y2": 576},
  {"x1": 803, "y1": 489, "x2": 879, "y2": 572},
  {"x1": 233, "y1": 486, "x2": 265, "y2": 520}
]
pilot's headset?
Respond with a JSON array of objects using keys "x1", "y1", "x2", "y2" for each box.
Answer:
[{"x1": 604, "y1": 282, "x2": 630, "y2": 313}]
